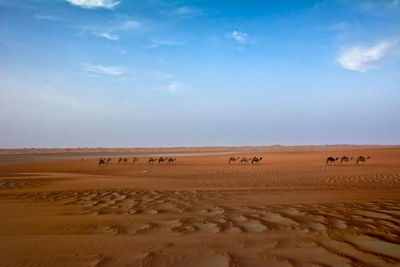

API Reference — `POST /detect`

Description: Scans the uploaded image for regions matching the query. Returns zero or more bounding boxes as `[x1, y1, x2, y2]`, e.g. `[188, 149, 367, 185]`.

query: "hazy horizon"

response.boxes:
[1, 0, 399, 148]
[1, 144, 399, 150]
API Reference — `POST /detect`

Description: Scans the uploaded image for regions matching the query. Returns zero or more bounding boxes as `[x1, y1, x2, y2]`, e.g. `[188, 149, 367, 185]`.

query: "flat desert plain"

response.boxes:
[0, 147, 400, 266]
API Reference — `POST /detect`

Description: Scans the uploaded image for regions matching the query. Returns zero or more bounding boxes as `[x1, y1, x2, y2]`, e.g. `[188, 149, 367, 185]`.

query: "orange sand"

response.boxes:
[0, 146, 399, 266]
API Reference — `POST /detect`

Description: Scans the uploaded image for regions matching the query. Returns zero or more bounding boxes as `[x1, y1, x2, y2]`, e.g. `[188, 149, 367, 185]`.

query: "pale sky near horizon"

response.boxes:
[0, 0, 399, 148]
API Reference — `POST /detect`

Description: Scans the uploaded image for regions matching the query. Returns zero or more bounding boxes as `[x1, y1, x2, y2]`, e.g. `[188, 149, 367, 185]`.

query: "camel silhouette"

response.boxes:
[239, 157, 249, 164]
[326, 157, 339, 165]
[251, 157, 263, 165]
[158, 157, 167, 164]
[356, 156, 370, 165]
[131, 157, 138, 165]
[228, 156, 240, 165]
[148, 158, 157, 164]
[98, 158, 106, 167]
[340, 156, 354, 164]
[167, 157, 176, 164]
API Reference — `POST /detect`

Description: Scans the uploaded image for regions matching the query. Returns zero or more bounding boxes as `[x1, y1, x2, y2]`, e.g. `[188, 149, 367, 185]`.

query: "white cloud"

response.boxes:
[160, 6, 201, 17]
[118, 20, 140, 30]
[144, 39, 185, 49]
[82, 63, 123, 76]
[337, 40, 398, 72]
[154, 81, 188, 93]
[93, 32, 119, 40]
[77, 20, 140, 38]
[173, 7, 194, 15]
[231, 31, 248, 44]
[39, 93, 95, 112]
[357, 0, 400, 16]
[65, 0, 120, 9]
[166, 81, 180, 92]
[151, 71, 173, 80]
[35, 15, 60, 21]
[328, 22, 348, 31]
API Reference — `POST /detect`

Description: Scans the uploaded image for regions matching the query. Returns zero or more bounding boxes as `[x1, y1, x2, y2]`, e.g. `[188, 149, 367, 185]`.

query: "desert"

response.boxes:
[2, 1, 400, 266]
[1, 146, 400, 266]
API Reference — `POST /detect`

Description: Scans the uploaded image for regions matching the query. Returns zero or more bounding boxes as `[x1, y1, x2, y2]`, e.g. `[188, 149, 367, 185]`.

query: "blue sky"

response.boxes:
[0, 0, 399, 148]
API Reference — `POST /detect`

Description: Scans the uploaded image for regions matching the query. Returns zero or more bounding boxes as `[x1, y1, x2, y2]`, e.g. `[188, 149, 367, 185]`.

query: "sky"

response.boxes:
[0, 0, 399, 148]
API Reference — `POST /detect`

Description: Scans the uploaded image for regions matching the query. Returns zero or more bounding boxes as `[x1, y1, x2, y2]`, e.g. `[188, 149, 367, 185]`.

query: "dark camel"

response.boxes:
[326, 157, 339, 165]
[98, 158, 106, 167]
[228, 156, 240, 165]
[356, 156, 370, 165]
[251, 157, 263, 165]
[132, 157, 138, 164]
[239, 157, 249, 164]
[158, 157, 167, 164]
[148, 158, 157, 164]
[167, 157, 176, 164]
[340, 156, 354, 164]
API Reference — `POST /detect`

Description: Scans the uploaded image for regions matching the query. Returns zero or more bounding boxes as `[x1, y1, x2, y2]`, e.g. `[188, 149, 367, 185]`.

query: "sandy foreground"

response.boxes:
[0, 147, 399, 266]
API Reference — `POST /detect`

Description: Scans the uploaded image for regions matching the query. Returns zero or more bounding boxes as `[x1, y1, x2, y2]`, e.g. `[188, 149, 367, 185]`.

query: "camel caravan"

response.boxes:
[229, 156, 263, 165]
[117, 157, 138, 165]
[148, 156, 176, 164]
[98, 157, 112, 167]
[98, 156, 177, 167]
[326, 156, 370, 165]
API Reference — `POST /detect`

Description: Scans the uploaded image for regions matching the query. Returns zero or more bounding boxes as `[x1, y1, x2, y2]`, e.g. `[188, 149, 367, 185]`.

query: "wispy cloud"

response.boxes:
[82, 63, 123, 76]
[337, 40, 399, 72]
[144, 39, 185, 49]
[160, 6, 202, 17]
[327, 22, 349, 32]
[117, 20, 140, 31]
[76, 19, 140, 39]
[34, 14, 60, 21]
[65, 0, 120, 9]
[93, 32, 119, 40]
[39, 93, 96, 112]
[150, 71, 173, 80]
[230, 31, 248, 44]
[357, 0, 400, 16]
[154, 81, 188, 93]
[166, 81, 181, 92]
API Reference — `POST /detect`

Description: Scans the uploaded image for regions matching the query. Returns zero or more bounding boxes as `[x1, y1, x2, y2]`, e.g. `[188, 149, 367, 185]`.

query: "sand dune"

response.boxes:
[0, 147, 400, 266]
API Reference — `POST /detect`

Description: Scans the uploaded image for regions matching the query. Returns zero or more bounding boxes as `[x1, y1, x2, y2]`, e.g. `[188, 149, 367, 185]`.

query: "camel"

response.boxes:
[239, 157, 249, 164]
[98, 158, 106, 167]
[228, 156, 240, 165]
[123, 158, 129, 164]
[251, 157, 263, 165]
[158, 157, 167, 164]
[148, 158, 157, 164]
[326, 157, 339, 165]
[167, 157, 176, 164]
[356, 156, 370, 165]
[118, 158, 123, 164]
[340, 156, 354, 164]
[132, 157, 138, 164]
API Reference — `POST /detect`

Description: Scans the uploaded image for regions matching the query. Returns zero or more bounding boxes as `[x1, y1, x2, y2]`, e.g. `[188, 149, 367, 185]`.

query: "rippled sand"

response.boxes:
[0, 147, 399, 266]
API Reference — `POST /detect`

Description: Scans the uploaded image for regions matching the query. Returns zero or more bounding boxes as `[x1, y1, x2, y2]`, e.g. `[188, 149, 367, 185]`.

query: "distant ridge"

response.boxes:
[1, 144, 398, 155]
